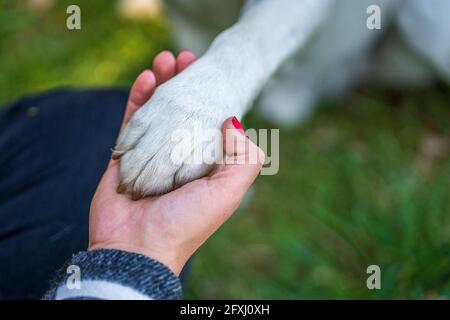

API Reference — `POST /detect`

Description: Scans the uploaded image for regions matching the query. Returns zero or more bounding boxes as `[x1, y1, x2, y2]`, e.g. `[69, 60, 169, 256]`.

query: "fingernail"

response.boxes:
[232, 116, 246, 136]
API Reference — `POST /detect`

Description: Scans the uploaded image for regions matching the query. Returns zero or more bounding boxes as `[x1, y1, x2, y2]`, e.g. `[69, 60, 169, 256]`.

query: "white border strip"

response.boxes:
[55, 280, 152, 300]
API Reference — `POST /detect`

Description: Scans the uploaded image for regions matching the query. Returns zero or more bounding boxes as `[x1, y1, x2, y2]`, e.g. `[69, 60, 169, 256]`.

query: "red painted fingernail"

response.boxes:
[232, 116, 246, 136]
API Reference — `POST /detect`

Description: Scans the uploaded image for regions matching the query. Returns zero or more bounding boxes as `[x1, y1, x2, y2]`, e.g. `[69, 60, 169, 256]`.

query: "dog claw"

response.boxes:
[111, 149, 123, 160]
[131, 192, 144, 201]
[116, 183, 127, 194]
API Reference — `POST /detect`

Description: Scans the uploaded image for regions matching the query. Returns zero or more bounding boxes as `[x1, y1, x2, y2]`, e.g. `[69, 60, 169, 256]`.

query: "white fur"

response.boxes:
[116, 0, 450, 196]
[115, 0, 331, 196]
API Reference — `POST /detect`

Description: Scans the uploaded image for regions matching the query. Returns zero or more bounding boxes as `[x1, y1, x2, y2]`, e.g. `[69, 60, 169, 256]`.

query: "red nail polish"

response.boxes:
[232, 116, 246, 136]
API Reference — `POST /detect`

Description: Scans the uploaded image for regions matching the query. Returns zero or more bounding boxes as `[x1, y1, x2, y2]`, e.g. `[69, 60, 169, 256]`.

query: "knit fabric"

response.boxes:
[43, 249, 182, 300]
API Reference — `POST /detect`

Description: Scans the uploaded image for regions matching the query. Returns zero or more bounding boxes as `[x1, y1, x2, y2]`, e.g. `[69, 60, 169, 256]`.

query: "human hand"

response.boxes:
[88, 50, 265, 275]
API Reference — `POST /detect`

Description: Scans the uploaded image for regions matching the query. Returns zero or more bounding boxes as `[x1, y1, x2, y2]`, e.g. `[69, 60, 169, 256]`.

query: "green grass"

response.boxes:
[0, 0, 170, 105]
[2, 1, 449, 299]
[187, 90, 450, 299]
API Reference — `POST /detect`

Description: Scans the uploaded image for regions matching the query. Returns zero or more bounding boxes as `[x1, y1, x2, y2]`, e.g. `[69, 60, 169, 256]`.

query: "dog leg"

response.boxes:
[115, 0, 332, 196]
[258, 0, 401, 126]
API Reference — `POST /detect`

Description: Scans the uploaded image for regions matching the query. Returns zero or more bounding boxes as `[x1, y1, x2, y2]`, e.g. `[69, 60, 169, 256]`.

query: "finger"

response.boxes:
[176, 50, 196, 73]
[207, 117, 265, 206]
[128, 70, 156, 108]
[101, 159, 121, 191]
[153, 51, 176, 85]
[121, 69, 156, 129]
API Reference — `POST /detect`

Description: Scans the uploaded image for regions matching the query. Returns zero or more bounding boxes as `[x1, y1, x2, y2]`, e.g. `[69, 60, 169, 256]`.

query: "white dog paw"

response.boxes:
[113, 63, 237, 198]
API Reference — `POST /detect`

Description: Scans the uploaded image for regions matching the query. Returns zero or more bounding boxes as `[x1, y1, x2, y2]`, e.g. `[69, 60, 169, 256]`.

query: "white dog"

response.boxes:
[113, 0, 450, 197]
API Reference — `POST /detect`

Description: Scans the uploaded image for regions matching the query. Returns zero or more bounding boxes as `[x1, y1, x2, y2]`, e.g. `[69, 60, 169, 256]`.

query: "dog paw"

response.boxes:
[113, 63, 237, 197]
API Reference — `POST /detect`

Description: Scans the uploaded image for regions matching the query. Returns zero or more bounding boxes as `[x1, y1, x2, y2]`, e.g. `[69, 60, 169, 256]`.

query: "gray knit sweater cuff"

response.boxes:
[43, 249, 182, 300]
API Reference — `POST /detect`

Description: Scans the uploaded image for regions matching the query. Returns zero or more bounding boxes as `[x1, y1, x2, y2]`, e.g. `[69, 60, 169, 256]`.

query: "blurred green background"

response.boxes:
[1, 0, 449, 299]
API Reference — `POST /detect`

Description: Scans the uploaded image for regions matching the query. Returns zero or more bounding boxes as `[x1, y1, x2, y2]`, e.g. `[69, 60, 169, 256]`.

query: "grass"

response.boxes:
[1, 1, 449, 299]
[187, 90, 450, 299]
[0, 0, 169, 105]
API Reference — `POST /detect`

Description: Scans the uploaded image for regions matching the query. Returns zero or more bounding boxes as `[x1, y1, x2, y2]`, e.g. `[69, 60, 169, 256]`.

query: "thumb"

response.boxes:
[224, 116, 265, 164]
[207, 117, 265, 205]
